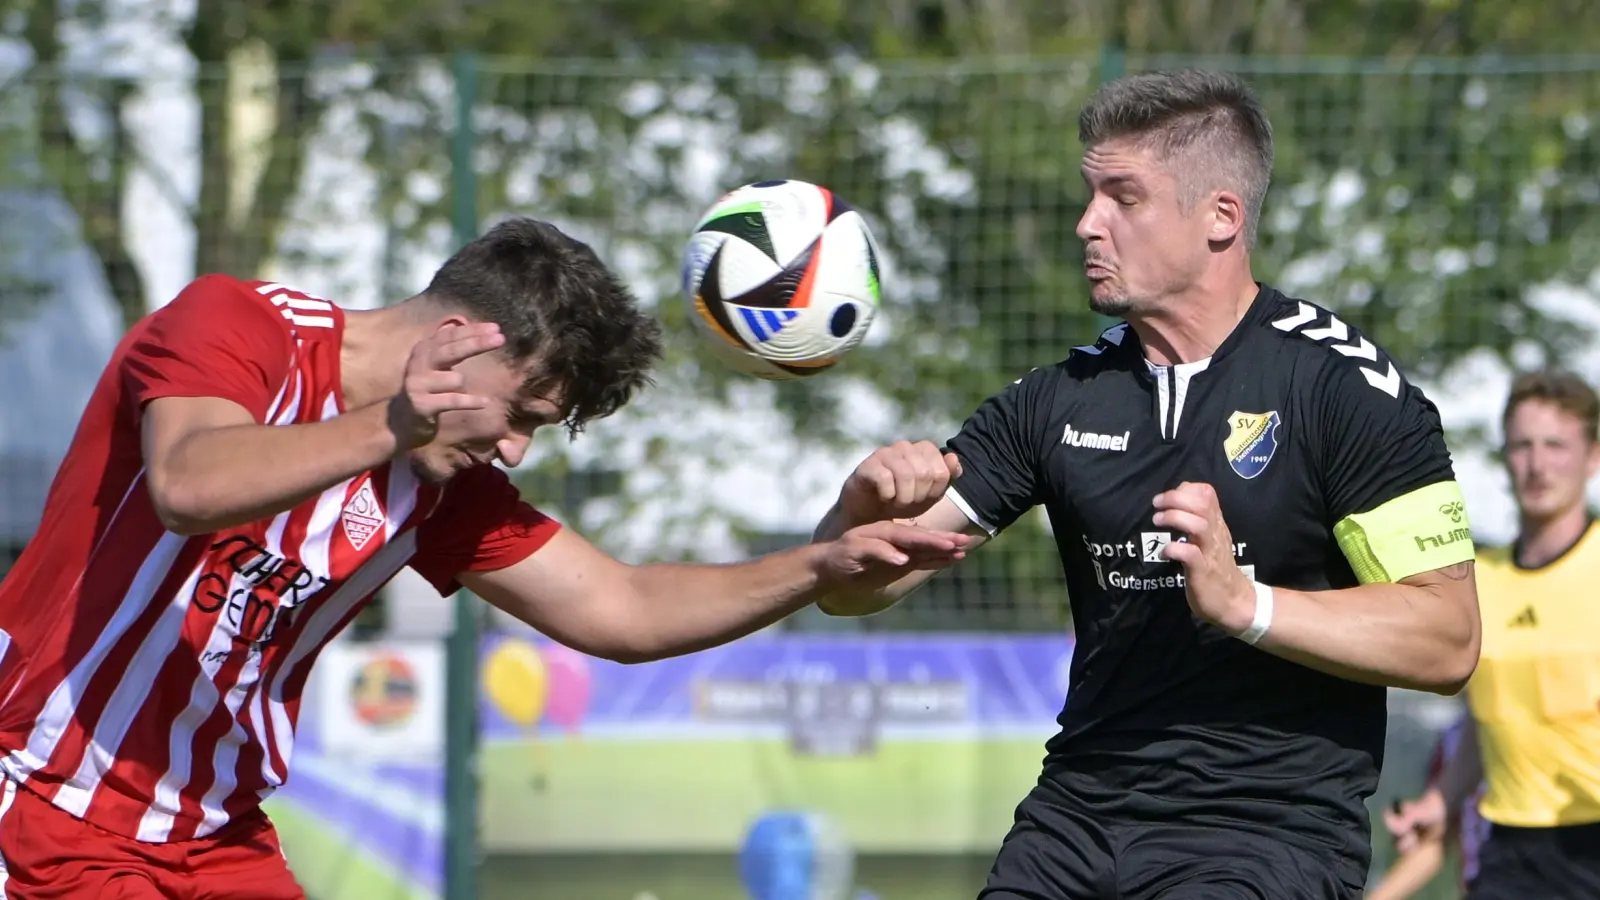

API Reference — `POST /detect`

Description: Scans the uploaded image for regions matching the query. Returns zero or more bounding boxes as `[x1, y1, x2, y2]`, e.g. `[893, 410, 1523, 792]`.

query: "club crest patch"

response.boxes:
[1223, 410, 1282, 480]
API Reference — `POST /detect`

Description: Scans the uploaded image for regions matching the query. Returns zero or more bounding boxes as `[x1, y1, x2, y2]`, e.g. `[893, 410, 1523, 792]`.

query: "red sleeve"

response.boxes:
[121, 274, 295, 422]
[410, 464, 563, 596]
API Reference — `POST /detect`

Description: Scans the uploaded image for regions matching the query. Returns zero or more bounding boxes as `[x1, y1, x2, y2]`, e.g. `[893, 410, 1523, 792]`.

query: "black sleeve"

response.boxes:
[1316, 354, 1457, 524]
[941, 367, 1058, 535]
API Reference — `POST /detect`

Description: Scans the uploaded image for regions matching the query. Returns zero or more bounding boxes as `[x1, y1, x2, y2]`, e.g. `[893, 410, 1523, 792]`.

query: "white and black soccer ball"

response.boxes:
[681, 179, 881, 381]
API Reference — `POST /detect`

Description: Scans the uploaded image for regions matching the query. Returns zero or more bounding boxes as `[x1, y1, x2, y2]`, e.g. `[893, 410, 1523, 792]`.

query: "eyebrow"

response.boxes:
[1081, 171, 1142, 191]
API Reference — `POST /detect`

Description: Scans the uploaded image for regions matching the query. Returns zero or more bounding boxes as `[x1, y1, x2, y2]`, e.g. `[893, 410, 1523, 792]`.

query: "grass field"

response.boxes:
[479, 733, 1048, 854]
[474, 735, 1464, 899]
[269, 728, 1466, 900]
[481, 851, 999, 900]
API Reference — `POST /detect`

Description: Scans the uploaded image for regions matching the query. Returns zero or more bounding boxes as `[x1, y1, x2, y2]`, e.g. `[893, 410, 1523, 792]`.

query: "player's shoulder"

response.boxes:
[1054, 321, 1143, 383]
[983, 322, 1137, 403]
[175, 275, 341, 336]
[1252, 285, 1417, 405]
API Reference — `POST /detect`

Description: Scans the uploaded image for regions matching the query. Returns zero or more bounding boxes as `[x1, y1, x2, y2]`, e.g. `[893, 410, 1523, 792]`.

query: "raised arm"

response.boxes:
[143, 397, 397, 535]
[129, 278, 505, 535]
[813, 367, 1060, 616]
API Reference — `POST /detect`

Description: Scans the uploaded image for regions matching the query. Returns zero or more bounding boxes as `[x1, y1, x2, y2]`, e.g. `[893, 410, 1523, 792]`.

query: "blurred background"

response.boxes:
[3, 1, 1599, 898]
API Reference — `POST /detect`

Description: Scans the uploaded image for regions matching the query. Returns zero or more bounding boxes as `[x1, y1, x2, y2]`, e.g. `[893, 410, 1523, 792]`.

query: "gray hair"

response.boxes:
[1078, 69, 1275, 248]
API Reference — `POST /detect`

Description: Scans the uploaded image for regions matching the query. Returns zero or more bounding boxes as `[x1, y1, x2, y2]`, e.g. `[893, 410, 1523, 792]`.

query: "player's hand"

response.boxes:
[839, 441, 963, 524]
[1151, 481, 1255, 635]
[386, 323, 506, 450]
[817, 520, 971, 590]
[1383, 788, 1448, 854]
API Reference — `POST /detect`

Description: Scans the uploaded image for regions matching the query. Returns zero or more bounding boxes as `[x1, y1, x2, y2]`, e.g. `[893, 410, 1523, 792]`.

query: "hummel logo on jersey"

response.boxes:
[1271, 301, 1401, 398]
[1062, 423, 1130, 452]
[1413, 525, 1471, 554]
[1508, 605, 1538, 628]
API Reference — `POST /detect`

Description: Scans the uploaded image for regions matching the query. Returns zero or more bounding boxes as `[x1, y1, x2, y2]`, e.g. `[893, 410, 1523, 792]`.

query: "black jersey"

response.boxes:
[944, 284, 1474, 885]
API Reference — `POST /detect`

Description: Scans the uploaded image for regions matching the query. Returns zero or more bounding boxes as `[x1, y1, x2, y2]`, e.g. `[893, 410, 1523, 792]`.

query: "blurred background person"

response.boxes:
[1371, 713, 1487, 900]
[1387, 370, 1600, 899]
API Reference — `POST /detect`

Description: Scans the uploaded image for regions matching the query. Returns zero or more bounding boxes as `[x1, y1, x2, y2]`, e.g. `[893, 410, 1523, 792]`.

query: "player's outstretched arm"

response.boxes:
[461, 520, 972, 664]
[810, 441, 988, 616]
[144, 323, 503, 535]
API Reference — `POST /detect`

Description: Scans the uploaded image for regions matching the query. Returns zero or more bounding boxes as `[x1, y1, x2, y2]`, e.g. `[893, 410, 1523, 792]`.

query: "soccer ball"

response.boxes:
[681, 179, 881, 380]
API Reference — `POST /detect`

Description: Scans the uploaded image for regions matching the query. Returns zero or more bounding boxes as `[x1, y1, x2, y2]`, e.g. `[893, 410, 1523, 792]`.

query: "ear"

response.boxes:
[431, 312, 476, 333]
[1585, 440, 1600, 479]
[1208, 190, 1247, 245]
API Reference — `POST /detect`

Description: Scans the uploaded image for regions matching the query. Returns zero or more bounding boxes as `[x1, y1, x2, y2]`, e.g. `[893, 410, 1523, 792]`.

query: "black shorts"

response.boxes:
[1466, 822, 1600, 900]
[978, 791, 1357, 900]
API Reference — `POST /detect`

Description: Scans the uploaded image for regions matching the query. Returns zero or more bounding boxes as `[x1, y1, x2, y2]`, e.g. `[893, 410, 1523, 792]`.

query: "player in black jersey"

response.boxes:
[811, 69, 1482, 900]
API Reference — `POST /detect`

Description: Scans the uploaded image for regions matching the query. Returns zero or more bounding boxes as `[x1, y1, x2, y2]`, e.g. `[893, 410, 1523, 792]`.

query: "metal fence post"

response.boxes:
[444, 48, 481, 900]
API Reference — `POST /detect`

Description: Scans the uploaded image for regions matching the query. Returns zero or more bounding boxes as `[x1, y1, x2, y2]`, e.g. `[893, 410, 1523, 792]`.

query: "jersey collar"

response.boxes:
[1512, 515, 1598, 571]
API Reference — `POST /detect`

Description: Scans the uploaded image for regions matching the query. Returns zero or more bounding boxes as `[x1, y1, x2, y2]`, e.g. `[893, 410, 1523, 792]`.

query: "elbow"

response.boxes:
[1417, 630, 1480, 697]
[604, 648, 662, 666]
[146, 472, 214, 537]
[1427, 645, 1479, 697]
[592, 638, 663, 666]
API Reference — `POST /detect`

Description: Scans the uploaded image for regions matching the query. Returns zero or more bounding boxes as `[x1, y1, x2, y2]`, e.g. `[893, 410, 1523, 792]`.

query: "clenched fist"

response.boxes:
[839, 440, 963, 524]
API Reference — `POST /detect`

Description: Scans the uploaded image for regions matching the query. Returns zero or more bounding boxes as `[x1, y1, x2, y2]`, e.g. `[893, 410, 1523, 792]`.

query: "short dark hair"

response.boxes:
[1078, 69, 1275, 247]
[423, 216, 663, 437]
[1504, 369, 1600, 444]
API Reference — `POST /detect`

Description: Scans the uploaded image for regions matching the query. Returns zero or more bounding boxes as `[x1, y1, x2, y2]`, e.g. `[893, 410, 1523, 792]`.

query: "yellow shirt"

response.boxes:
[1468, 521, 1600, 827]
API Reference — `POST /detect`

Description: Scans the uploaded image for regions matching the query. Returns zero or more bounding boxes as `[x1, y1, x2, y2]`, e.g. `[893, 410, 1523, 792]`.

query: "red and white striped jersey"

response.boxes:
[0, 275, 559, 843]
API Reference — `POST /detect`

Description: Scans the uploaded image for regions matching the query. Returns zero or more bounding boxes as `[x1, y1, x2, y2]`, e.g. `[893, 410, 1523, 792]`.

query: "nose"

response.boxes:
[1076, 196, 1106, 243]
[497, 431, 532, 469]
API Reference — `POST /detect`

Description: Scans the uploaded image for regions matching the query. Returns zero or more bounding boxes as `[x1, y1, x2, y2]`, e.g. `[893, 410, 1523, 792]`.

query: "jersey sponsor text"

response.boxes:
[1061, 422, 1130, 451]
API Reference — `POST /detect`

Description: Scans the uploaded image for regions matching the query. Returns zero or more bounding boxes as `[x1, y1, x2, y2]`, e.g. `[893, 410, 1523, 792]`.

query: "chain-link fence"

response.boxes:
[4, 50, 1596, 900]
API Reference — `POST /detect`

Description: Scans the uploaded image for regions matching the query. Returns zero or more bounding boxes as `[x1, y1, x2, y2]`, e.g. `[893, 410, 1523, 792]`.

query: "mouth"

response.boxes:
[1084, 263, 1114, 280]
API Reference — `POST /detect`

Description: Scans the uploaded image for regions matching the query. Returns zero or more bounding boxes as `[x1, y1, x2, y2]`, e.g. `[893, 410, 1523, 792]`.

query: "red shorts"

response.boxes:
[0, 779, 305, 899]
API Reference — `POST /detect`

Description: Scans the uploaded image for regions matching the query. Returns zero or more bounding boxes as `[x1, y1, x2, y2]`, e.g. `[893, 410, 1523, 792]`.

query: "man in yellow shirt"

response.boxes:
[1387, 369, 1600, 898]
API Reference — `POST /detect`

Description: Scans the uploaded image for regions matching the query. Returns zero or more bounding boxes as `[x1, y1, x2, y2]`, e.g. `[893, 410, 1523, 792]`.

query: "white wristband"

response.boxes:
[1236, 581, 1274, 645]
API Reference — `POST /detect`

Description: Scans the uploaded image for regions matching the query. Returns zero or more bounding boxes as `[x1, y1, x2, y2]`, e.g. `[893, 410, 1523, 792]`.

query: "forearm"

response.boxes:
[1365, 836, 1446, 900]
[610, 544, 832, 662]
[812, 501, 856, 543]
[151, 403, 398, 534]
[810, 500, 964, 616]
[1242, 580, 1478, 693]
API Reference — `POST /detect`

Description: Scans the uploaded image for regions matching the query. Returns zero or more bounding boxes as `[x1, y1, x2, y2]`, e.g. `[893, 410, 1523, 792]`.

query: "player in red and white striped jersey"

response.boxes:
[0, 218, 970, 898]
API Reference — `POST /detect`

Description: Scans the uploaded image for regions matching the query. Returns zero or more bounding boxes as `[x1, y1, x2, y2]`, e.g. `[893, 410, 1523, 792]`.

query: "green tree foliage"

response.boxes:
[4, 0, 1600, 627]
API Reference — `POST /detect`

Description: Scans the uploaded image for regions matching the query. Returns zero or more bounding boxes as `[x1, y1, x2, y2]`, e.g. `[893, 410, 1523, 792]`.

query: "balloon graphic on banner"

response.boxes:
[539, 641, 593, 732]
[481, 638, 548, 728]
[738, 810, 856, 900]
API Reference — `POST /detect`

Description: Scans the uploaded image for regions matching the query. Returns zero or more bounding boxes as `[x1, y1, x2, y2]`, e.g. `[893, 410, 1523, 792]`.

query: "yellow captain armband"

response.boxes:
[1333, 481, 1475, 584]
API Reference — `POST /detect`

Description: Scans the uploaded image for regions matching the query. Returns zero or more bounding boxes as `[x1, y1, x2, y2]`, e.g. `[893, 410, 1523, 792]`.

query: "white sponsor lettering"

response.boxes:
[1061, 423, 1130, 452]
[1083, 530, 1255, 592]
